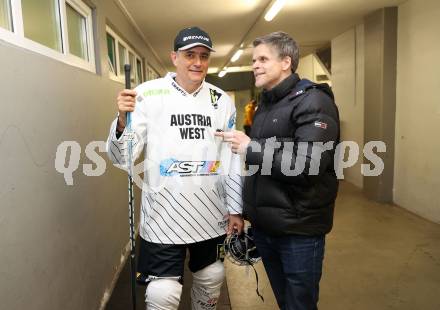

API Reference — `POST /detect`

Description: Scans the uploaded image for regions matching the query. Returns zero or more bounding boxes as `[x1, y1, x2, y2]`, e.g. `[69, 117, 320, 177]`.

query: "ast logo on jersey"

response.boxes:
[160, 158, 221, 176]
[209, 89, 222, 109]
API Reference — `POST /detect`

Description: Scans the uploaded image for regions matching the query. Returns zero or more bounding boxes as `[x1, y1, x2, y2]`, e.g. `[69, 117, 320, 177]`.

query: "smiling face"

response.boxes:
[171, 46, 210, 93]
[252, 43, 292, 90]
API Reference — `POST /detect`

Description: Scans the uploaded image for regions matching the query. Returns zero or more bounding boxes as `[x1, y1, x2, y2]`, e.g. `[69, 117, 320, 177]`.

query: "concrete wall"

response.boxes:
[296, 53, 331, 85]
[331, 25, 365, 188]
[363, 7, 397, 203]
[394, 0, 440, 222]
[296, 54, 315, 81]
[0, 1, 164, 309]
[330, 0, 440, 223]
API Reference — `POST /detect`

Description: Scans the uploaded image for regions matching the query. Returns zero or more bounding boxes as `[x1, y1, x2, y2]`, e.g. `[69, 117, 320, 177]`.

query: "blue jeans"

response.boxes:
[253, 228, 325, 310]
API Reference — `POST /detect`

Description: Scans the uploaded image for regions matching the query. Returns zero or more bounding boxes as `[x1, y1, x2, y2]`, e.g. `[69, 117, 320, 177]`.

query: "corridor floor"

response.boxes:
[106, 181, 440, 309]
[226, 181, 440, 309]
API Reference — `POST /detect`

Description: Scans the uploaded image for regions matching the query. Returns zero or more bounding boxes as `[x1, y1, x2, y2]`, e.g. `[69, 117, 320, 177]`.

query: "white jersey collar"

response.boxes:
[165, 72, 205, 97]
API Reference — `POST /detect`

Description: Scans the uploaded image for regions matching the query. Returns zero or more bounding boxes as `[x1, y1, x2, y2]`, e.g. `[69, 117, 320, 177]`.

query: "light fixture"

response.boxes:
[230, 49, 243, 62]
[264, 0, 286, 22]
[218, 70, 227, 78]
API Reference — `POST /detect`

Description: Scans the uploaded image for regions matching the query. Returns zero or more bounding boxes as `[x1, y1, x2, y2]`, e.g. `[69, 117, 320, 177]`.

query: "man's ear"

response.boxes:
[281, 56, 292, 72]
[170, 51, 178, 66]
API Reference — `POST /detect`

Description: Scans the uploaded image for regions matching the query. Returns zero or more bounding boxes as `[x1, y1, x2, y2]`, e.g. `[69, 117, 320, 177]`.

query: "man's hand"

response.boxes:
[116, 89, 137, 131]
[227, 214, 244, 235]
[215, 130, 251, 154]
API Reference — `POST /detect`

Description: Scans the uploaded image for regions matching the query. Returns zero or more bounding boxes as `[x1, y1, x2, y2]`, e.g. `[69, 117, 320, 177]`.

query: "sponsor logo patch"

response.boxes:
[172, 81, 187, 96]
[209, 89, 222, 109]
[294, 89, 305, 96]
[183, 35, 210, 42]
[228, 112, 236, 129]
[160, 158, 221, 176]
[314, 121, 328, 129]
[143, 89, 170, 97]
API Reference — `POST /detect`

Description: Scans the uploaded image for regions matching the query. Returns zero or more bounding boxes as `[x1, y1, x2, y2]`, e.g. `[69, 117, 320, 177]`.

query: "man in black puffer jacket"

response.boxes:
[216, 31, 340, 310]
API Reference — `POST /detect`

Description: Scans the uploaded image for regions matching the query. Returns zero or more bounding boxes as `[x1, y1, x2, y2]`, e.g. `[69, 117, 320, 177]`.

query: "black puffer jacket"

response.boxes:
[243, 73, 340, 236]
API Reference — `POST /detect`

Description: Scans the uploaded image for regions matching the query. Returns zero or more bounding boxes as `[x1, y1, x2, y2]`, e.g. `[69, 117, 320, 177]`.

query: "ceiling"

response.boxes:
[117, 0, 406, 74]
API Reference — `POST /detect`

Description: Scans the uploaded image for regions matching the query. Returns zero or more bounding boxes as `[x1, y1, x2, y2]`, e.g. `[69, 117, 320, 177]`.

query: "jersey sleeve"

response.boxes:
[222, 94, 243, 215]
[106, 86, 148, 172]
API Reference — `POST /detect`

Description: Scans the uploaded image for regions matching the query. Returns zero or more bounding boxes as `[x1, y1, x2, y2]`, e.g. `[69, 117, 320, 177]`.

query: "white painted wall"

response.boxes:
[331, 25, 365, 188]
[297, 54, 331, 85]
[394, 0, 440, 223]
[297, 54, 314, 81]
[0, 1, 165, 309]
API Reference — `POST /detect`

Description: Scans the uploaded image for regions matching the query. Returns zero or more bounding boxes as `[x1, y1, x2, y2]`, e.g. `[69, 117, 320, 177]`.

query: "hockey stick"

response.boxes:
[124, 64, 137, 310]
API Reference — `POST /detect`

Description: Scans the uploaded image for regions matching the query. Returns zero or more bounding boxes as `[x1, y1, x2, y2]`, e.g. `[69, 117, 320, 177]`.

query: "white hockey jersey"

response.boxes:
[107, 72, 243, 244]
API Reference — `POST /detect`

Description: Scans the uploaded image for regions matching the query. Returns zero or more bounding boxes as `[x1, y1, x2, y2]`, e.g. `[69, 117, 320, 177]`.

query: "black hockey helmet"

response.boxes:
[224, 226, 261, 266]
[223, 226, 264, 301]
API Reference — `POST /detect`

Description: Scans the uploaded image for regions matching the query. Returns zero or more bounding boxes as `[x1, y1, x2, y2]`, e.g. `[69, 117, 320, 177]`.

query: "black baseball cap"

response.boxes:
[174, 26, 215, 52]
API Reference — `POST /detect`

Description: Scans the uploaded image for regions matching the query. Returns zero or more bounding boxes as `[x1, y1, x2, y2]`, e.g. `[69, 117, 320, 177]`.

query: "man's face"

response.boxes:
[171, 46, 210, 86]
[252, 43, 291, 90]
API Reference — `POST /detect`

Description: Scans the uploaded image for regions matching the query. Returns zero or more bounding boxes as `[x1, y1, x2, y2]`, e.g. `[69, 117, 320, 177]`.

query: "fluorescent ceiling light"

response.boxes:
[218, 70, 227, 78]
[231, 49, 243, 62]
[264, 0, 286, 22]
[209, 66, 253, 75]
[223, 66, 253, 73]
[207, 67, 219, 74]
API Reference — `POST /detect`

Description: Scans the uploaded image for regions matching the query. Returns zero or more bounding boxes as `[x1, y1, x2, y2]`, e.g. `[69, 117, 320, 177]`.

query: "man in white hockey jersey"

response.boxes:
[107, 26, 243, 309]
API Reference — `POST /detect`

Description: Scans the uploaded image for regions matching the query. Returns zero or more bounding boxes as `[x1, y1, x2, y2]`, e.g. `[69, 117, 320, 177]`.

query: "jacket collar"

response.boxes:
[261, 73, 300, 104]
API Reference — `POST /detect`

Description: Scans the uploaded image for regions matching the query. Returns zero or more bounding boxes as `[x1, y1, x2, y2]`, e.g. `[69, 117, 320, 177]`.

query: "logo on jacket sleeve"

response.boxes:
[314, 121, 328, 129]
[209, 89, 222, 109]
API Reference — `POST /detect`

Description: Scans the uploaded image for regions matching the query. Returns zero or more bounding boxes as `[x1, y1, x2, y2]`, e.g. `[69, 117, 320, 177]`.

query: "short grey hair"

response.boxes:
[253, 31, 299, 73]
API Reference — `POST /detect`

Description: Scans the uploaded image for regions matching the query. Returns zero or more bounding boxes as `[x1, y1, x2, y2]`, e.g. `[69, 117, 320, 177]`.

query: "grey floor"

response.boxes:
[226, 181, 440, 309]
[106, 181, 440, 309]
